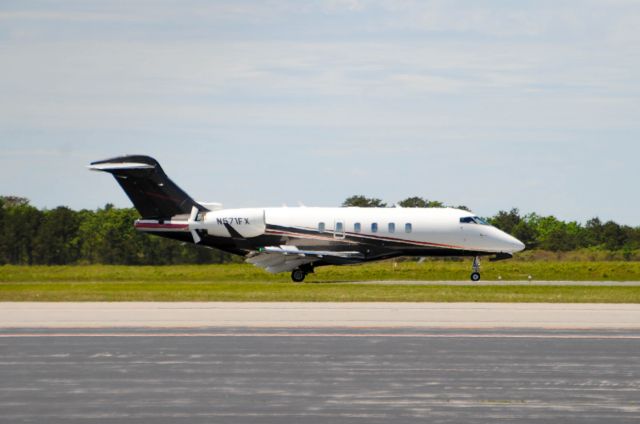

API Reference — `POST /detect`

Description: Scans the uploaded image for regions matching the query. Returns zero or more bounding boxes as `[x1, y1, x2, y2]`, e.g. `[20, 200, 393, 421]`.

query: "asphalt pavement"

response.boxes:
[1, 327, 639, 423]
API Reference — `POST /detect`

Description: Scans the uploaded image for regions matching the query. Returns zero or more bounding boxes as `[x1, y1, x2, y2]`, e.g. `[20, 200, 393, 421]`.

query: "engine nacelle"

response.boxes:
[203, 208, 266, 238]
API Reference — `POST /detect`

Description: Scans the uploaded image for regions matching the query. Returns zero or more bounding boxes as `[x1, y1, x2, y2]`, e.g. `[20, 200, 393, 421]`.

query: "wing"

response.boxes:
[246, 245, 365, 274]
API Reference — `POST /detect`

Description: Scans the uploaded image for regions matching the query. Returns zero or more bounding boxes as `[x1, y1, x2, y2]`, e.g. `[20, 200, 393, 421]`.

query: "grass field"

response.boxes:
[1, 262, 640, 302]
[3, 261, 640, 282]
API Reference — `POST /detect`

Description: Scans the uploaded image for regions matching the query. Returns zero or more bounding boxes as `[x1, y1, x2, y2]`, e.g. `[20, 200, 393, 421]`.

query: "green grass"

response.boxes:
[1, 262, 639, 302]
[2, 261, 640, 282]
[0, 281, 638, 303]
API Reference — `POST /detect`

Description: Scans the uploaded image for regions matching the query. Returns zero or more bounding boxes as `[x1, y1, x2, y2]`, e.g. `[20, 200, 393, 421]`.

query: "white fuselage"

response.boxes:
[153, 206, 525, 255]
[262, 207, 524, 254]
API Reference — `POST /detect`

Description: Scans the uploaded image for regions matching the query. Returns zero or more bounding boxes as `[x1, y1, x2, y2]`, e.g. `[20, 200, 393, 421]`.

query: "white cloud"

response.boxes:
[1, 35, 637, 134]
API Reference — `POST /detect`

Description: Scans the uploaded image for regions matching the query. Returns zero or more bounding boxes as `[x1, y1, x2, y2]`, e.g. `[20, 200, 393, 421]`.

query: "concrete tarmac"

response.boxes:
[2, 302, 640, 329]
[1, 327, 639, 423]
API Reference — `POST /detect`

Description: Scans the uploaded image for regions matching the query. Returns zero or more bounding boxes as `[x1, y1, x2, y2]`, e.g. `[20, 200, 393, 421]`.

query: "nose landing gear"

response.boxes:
[470, 256, 481, 282]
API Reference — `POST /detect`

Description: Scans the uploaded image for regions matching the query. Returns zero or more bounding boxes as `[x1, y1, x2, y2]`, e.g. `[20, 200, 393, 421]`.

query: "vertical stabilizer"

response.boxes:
[89, 155, 208, 219]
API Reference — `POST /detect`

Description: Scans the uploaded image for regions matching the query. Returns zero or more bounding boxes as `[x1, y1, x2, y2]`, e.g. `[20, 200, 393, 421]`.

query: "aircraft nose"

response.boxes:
[512, 237, 526, 252]
[504, 233, 525, 252]
[492, 228, 525, 253]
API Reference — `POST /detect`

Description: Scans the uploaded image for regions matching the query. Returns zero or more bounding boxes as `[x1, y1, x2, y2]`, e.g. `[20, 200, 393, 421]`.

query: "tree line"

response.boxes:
[0, 195, 638, 266]
[0, 196, 236, 266]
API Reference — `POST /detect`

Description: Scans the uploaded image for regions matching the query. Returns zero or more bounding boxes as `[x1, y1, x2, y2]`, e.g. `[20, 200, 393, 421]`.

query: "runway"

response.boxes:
[2, 302, 640, 329]
[2, 303, 639, 422]
[1, 327, 639, 423]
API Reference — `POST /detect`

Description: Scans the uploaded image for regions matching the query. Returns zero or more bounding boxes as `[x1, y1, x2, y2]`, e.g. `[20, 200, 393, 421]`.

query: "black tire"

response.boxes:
[291, 269, 306, 283]
[470, 272, 481, 282]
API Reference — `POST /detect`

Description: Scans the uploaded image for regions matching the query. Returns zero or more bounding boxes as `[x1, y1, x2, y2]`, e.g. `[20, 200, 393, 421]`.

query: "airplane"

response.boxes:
[89, 155, 525, 282]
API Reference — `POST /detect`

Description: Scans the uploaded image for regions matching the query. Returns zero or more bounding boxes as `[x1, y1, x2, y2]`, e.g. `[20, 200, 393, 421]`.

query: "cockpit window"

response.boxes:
[460, 216, 490, 225]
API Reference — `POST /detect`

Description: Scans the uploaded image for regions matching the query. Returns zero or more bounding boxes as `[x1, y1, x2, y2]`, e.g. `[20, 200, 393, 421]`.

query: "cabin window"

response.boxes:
[354, 222, 361, 233]
[405, 223, 412, 233]
[318, 222, 325, 232]
[388, 223, 395, 233]
[371, 223, 378, 233]
[335, 222, 344, 233]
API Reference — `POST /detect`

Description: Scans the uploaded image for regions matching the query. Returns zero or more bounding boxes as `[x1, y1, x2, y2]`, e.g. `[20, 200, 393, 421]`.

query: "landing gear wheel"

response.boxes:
[470, 256, 481, 282]
[291, 269, 306, 283]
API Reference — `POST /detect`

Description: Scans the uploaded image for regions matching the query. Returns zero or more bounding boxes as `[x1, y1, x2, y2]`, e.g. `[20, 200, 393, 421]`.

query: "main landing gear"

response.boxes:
[470, 256, 481, 282]
[291, 269, 306, 283]
[291, 265, 314, 283]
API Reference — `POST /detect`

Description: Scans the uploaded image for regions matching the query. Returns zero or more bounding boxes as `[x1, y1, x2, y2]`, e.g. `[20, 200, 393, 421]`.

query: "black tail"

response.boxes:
[89, 155, 207, 219]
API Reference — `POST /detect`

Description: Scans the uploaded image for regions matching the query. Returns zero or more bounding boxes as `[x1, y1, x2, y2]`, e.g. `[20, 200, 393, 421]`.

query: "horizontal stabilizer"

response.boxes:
[88, 162, 155, 171]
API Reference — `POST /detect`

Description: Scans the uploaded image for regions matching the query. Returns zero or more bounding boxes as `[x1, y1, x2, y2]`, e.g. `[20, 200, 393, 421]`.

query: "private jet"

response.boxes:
[89, 155, 525, 282]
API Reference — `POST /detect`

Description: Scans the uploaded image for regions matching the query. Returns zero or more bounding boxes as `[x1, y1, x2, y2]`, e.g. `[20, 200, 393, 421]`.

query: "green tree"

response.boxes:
[342, 195, 387, 207]
[78, 206, 145, 264]
[452, 205, 471, 211]
[530, 215, 583, 251]
[427, 200, 445, 208]
[623, 226, 640, 250]
[397, 197, 428, 208]
[601, 221, 627, 251]
[1, 200, 42, 264]
[75, 205, 238, 265]
[511, 220, 538, 249]
[1, 196, 30, 207]
[490, 208, 522, 234]
[33, 207, 81, 265]
[584, 217, 604, 247]
[0, 197, 5, 264]
[397, 197, 447, 208]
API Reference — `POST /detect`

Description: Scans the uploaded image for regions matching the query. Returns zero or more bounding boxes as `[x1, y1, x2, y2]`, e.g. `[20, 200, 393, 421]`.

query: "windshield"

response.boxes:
[460, 216, 490, 225]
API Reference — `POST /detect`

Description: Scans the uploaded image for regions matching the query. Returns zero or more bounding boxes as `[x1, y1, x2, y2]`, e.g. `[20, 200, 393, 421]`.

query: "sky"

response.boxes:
[1, 0, 639, 224]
